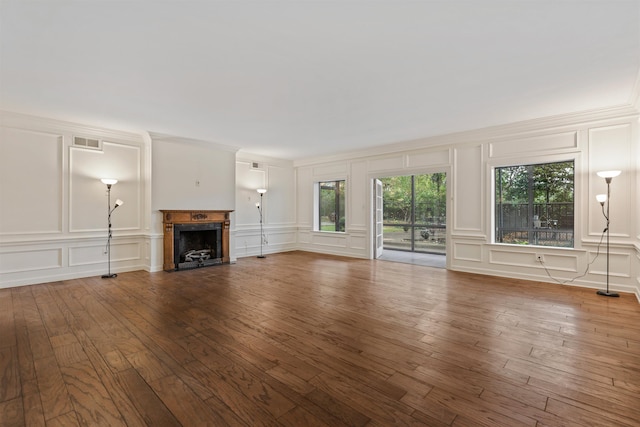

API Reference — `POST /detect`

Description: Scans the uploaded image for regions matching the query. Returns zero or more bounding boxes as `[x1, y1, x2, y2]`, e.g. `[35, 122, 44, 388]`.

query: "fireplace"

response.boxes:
[161, 210, 232, 271]
[173, 222, 222, 269]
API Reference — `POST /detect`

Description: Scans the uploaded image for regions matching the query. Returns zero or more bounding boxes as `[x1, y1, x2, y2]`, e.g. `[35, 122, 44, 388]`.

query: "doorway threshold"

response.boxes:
[378, 250, 445, 268]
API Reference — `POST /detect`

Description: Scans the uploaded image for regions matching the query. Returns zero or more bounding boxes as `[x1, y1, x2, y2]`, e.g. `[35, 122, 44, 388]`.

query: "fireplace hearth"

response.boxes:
[161, 210, 232, 271]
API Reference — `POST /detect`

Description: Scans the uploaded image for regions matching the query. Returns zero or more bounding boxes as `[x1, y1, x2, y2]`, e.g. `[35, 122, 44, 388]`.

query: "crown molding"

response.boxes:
[293, 103, 639, 167]
[147, 131, 240, 153]
[0, 110, 144, 144]
[236, 150, 294, 167]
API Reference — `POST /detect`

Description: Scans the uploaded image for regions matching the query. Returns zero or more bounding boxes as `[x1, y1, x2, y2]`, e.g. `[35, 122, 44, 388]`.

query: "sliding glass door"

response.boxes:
[380, 173, 446, 254]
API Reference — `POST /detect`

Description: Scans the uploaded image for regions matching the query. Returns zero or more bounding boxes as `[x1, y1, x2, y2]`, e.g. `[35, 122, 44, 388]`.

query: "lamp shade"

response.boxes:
[257, 188, 267, 194]
[596, 170, 621, 179]
[101, 178, 118, 185]
[114, 199, 124, 207]
[596, 194, 607, 203]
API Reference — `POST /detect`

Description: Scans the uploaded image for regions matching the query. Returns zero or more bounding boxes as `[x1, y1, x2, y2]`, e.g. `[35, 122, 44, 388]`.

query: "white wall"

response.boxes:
[234, 153, 297, 258]
[294, 108, 640, 300]
[2, 108, 638, 301]
[149, 133, 238, 266]
[0, 111, 149, 287]
[296, 151, 451, 259]
[0, 112, 294, 286]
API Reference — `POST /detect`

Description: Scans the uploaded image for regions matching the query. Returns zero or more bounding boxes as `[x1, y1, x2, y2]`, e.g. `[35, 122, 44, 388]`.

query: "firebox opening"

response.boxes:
[173, 223, 223, 270]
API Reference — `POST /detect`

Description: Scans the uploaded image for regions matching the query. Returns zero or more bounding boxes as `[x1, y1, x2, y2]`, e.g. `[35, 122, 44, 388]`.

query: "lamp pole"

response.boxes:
[596, 171, 620, 297]
[100, 179, 123, 278]
[257, 188, 267, 258]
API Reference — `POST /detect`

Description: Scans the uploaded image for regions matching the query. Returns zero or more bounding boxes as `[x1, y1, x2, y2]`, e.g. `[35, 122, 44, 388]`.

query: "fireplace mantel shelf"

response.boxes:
[160, 210, 233, 271]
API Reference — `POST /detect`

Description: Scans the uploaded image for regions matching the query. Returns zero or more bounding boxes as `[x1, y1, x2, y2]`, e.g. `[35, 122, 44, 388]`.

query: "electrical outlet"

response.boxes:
[535, 254, 544, 262]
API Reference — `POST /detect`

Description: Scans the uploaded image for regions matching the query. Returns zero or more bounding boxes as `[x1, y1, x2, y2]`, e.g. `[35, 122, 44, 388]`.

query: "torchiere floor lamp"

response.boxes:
[595, 170, 621, 297]
[101, 178, 124, 278]
[256, 188, 267, 258]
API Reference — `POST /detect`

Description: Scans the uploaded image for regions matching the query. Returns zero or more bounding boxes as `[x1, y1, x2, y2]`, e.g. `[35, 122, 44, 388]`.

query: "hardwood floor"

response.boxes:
[1, 251, 639, 426]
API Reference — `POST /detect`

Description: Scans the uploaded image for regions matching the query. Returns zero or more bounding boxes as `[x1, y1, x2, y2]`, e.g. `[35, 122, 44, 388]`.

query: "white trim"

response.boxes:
[293, 104, 639, 167]
[147, 132, 240, 153]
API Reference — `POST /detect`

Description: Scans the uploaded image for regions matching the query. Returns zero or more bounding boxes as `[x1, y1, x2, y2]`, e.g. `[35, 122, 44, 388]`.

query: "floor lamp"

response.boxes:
[101, 178, 124, 278]
[256, 188, 267, 258]
[595, 170, 621, 297]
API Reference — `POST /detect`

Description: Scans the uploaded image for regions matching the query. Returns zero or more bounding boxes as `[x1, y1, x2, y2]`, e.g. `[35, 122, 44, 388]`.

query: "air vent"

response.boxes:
[73, 136, 100, 148]
[252, 162, 260, 168]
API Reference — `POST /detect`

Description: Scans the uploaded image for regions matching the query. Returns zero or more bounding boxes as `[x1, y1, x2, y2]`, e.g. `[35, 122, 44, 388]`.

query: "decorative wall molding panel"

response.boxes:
[234, 226, 297, 259]
[452, 242, 483, 263]
[1, 104, 638, 300]
[0, 111, 148, 288]
[453, 145, 484, 233]
[69, 141, 142, 233]
[406, 149, 450, 168]
[0, 128, 64, 236]
[587, 123, 633, 238]
[313, 162, 348, 177]
[368, 155, 404, 172]
[489, 131, 577, 158]
[294, 109, 639, 298]
[0, 248, 63, 274]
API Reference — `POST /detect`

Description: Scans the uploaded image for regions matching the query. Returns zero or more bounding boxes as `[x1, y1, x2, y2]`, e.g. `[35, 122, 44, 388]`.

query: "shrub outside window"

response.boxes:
[318, 180, 345, 232]
[495, 160, 574, 247]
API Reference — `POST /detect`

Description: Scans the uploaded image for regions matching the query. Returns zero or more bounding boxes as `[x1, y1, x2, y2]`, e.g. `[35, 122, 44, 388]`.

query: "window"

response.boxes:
[318, 180, 345, 232]
[495, 160, 574, 247]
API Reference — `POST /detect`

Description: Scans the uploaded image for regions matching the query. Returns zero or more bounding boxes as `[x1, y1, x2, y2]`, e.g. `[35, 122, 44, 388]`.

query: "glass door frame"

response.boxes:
[378, 172, 447, 255]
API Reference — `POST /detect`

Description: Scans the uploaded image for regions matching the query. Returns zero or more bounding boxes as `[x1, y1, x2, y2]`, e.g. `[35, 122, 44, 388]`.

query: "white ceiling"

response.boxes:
[1, 1, 639, 160]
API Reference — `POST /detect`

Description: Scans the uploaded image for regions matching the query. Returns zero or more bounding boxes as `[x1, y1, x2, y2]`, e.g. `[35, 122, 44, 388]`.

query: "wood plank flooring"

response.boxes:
[1, 251, 639, 426]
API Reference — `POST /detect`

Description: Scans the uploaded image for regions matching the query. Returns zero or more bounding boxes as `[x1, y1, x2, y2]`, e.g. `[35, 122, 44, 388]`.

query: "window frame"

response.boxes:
[315, 179, 347, 233]
[379, 173, 447, 253]
[490, 154, 579, 249]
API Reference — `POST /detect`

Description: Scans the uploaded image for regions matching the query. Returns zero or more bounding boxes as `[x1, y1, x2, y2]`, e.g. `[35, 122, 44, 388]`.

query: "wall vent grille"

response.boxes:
[73, 136, 101, 149]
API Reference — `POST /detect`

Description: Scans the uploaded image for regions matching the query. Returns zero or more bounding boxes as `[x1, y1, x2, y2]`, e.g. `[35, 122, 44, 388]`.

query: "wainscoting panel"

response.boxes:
[453, 241, 483, 262]
[68, 243, 107, 266]
[489, 247, 580, 272]
[69, 241, 142, 267]
[533, 251, 579, 273]
[234, 226, 297, 258]
[0, 247, 62, 274]
[489, 248, 541, 268]
[296, 231, 368, 258]
[311, 233, 348, 248]
[349, 229, 368, 251]
[588, 249, 631, 278]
